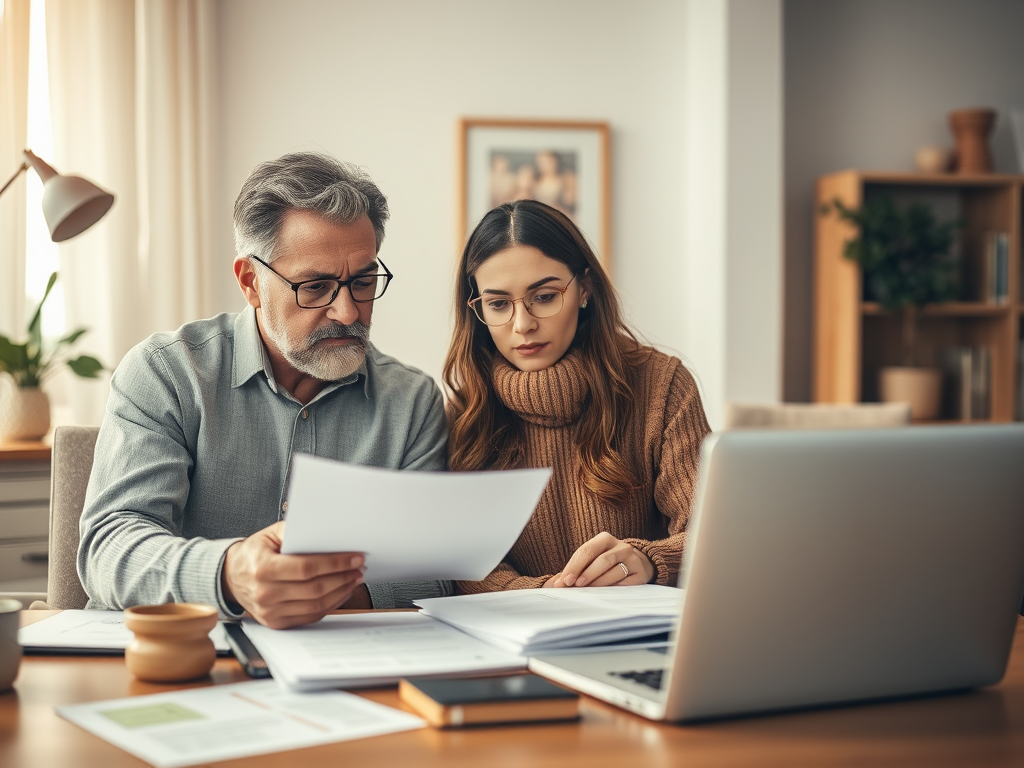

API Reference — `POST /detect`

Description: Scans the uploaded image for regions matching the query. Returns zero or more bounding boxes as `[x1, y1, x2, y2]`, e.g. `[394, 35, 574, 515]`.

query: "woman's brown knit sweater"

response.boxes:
[457, 347, 710, 593]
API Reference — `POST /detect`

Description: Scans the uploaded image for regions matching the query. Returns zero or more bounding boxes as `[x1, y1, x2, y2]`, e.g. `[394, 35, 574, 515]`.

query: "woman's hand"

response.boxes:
[549, 532, 655, 588]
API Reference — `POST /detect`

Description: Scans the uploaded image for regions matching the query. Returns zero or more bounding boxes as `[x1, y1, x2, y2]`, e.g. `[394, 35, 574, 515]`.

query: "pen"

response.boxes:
[224, 622, 272, 679]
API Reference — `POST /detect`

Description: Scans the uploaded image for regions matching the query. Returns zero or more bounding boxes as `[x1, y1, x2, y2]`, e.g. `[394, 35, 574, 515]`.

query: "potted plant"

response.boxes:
[0, 272, 104, 441]
[821, 195, 961, 420]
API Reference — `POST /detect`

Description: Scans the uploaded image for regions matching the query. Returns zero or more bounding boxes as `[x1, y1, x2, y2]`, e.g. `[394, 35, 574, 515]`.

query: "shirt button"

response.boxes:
[282, 501, 288, 513]
[302, 409, 309, 419]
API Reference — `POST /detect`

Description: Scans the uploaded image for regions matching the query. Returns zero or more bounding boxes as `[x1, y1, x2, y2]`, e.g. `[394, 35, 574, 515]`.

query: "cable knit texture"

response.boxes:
[457, 346, 710, 593]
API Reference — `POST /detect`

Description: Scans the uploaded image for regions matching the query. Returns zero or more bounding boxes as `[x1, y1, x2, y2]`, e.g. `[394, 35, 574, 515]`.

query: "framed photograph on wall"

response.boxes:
[458, 118, 611, 265]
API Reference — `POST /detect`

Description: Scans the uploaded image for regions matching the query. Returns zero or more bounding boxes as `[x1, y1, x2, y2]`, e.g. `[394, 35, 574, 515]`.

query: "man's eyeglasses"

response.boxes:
[248, 255, 393, 309]
[468, 274, 577, 327]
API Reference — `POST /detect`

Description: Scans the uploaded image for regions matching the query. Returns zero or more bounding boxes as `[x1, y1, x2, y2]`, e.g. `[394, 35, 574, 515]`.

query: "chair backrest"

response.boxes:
[47, 426, 99, 609]
[723, 402, 912, 430]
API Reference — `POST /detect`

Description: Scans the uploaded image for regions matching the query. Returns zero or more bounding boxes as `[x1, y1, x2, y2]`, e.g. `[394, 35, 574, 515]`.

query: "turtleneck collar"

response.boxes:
[492, 350, 590, 427]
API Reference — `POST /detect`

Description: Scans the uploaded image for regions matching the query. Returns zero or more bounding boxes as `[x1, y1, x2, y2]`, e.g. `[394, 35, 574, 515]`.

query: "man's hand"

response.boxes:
[222, 521, 365, 629]
[548, 532, 655, 588]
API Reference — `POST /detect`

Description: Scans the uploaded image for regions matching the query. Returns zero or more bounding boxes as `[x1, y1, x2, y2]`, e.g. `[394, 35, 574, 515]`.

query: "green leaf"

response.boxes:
[66, 355, 104, 378]
[0, 337, 30, 373]
[57, 327, 89, 346]
[27, 271, 58, 344]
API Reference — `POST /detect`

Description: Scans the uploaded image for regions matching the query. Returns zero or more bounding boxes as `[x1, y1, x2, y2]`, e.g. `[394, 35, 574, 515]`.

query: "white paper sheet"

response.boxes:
[18, 609, 230, 654]
[281, 455, 551, 582]
[242, 611, 526, 691]
[415, 585, 684, 655]
[56, 679, 424, 768]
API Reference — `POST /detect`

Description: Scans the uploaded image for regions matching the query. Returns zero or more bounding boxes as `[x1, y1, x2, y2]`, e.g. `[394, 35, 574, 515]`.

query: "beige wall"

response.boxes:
[211, 0, 784, 428]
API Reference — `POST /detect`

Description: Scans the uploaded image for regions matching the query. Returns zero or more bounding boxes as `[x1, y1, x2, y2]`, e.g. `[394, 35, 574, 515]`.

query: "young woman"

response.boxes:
[443, 200, 710, 593]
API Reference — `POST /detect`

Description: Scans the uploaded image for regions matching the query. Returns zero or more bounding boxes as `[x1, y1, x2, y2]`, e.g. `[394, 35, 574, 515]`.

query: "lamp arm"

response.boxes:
[0, 161, 30, 198]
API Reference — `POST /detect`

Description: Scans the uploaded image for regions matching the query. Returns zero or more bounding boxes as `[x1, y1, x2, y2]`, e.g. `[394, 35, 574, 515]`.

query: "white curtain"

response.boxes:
[0, 0, 30, 339]
[45, 0, 216, 425]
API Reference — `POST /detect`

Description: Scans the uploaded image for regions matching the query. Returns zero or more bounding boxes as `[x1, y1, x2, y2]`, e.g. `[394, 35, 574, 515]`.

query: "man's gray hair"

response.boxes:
[233, 152, 389, 262]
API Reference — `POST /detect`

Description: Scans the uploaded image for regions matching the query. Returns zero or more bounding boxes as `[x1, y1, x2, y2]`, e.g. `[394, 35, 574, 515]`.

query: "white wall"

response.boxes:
[213, 0, 783, 427]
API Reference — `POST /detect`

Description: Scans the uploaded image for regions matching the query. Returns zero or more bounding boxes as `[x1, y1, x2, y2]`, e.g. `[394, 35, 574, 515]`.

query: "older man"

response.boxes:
[78, 152, 450, 628]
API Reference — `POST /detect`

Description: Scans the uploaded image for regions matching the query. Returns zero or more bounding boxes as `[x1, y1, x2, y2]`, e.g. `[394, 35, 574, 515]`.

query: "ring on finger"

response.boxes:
[618, 562, 629, 578]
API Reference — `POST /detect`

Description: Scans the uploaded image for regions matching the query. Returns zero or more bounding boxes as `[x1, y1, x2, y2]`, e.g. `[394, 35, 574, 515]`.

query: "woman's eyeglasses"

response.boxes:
[468, 274, 577, 327]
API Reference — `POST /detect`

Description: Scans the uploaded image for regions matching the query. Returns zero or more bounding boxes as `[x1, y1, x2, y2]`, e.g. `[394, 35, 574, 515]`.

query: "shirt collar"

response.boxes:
[231, 305, 371, 400]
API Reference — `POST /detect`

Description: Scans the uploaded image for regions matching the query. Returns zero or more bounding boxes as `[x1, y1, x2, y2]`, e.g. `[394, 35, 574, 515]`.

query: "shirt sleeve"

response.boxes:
[77, 343, 242, 618]
[622, 362, 710, 587]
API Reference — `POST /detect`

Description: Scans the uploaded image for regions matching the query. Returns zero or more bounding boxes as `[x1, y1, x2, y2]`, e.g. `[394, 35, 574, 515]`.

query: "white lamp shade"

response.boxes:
[23, 149, 115, 242]
[41, 174, 115, 242]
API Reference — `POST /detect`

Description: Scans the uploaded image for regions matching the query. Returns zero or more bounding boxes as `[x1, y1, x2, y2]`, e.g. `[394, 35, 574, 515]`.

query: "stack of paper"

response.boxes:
[242, 612, 526, 691]
[18, 610, 230, 655]
[415, 585, 683, 655]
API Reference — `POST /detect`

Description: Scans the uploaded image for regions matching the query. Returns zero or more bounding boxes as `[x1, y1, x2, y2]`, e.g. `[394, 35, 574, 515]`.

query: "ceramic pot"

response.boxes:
[124, 604, 218, 682]
[949, 108, 997, 174]
[914, 145, 951, 174]
[879, 367, 942, 421]
[0, 379, 51, 442]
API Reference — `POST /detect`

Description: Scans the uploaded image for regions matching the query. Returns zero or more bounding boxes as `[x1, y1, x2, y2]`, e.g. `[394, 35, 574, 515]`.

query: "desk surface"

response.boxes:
[4, 612, 1024, 768]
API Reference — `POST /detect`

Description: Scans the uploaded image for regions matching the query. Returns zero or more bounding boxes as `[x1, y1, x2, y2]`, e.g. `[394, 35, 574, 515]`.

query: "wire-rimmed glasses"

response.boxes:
[468, 274, 577, 326]
[248, 255, 393, 309]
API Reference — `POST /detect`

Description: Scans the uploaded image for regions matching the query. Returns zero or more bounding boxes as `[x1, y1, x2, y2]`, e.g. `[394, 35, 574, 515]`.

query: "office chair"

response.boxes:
[723, 402, 911, 430]
[42, 425, 99, 610]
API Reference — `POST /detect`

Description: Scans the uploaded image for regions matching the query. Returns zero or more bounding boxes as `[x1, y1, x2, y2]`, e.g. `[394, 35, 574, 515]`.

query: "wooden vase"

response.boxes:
[124, 604, 218, 682]
[949, 108, 997, 174]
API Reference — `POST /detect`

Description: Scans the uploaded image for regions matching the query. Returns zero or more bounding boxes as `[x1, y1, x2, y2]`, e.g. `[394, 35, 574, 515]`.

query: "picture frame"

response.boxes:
[458, 118, 611, 265]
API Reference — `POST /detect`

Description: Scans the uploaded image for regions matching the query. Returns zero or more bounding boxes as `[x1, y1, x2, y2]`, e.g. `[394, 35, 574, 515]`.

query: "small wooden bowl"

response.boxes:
[124, 604, 218, 682]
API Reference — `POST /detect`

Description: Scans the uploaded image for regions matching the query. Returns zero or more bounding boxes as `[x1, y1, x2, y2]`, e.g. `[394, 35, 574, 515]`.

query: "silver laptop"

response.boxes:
[529, 425, 1024, 722]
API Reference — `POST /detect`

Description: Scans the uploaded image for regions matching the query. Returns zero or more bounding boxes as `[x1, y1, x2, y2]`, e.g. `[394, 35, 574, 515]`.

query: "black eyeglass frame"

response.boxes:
[467, 273, 578, 327]
[248, 254, 393, 309]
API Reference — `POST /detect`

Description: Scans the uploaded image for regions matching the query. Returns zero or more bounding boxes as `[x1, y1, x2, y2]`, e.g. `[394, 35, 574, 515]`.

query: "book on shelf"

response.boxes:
[940, 345, 991, 420]
[972, 232, 1010, 305]
[1018, 340, 1024, 422]
[414, 584, 681, 656]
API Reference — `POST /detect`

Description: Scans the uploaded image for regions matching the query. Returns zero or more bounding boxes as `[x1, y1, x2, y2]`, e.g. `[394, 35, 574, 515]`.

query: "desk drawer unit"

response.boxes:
[0, 456, 51, 593]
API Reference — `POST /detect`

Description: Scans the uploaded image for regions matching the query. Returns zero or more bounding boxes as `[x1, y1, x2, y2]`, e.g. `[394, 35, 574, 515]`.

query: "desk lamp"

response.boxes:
[0, 149, 114, 241]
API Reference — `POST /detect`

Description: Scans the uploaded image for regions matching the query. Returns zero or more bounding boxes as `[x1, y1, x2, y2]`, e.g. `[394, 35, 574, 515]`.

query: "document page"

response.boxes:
[415, 585, 683, 654]
[281, 454, 551, 582]
[18, 610, 230, 654]
[56, 680, 424, 768]
[243, 612, 526, 691]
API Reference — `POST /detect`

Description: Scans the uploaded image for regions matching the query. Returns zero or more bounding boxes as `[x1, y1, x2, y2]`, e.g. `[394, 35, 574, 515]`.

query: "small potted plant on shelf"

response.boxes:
[821, 195, 961, 420]
[0, 272, 104, 442]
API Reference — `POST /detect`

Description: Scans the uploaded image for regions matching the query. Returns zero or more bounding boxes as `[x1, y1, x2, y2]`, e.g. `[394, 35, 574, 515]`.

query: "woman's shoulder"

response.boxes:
[627, 344, 698, 390]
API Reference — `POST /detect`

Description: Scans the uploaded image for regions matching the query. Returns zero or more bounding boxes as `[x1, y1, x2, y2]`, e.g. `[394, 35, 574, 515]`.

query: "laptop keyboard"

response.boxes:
[610, 668, 664, 691]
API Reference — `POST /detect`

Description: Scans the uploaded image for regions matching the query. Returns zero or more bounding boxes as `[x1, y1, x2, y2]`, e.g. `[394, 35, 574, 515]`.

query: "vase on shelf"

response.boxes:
[0, 376, 51, 442]
[879, 367, 942, 421]
[949, 108, 997, 174]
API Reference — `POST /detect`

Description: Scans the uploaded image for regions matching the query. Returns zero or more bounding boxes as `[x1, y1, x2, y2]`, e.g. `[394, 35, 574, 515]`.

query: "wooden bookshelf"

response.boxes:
[814, 170, 1024, 422]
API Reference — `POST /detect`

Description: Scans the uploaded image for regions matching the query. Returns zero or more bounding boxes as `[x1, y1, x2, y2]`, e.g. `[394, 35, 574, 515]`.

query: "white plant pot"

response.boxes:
[0, 379, 52, 442]
[879, 366, 942, 421]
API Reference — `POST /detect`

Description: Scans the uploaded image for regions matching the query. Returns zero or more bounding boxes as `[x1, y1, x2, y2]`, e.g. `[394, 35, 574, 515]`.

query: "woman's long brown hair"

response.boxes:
[443, 200, 646, 502]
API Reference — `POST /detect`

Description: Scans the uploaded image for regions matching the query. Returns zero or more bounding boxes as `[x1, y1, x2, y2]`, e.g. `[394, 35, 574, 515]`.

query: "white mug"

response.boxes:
[0, 598, 23, 692]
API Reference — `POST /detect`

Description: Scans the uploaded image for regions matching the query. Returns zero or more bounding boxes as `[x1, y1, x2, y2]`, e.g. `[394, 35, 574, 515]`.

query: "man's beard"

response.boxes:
[259, 291, 370, 382]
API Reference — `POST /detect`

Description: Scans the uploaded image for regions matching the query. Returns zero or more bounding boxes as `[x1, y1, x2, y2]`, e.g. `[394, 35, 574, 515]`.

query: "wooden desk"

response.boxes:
[4, 612, 1024, 767]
